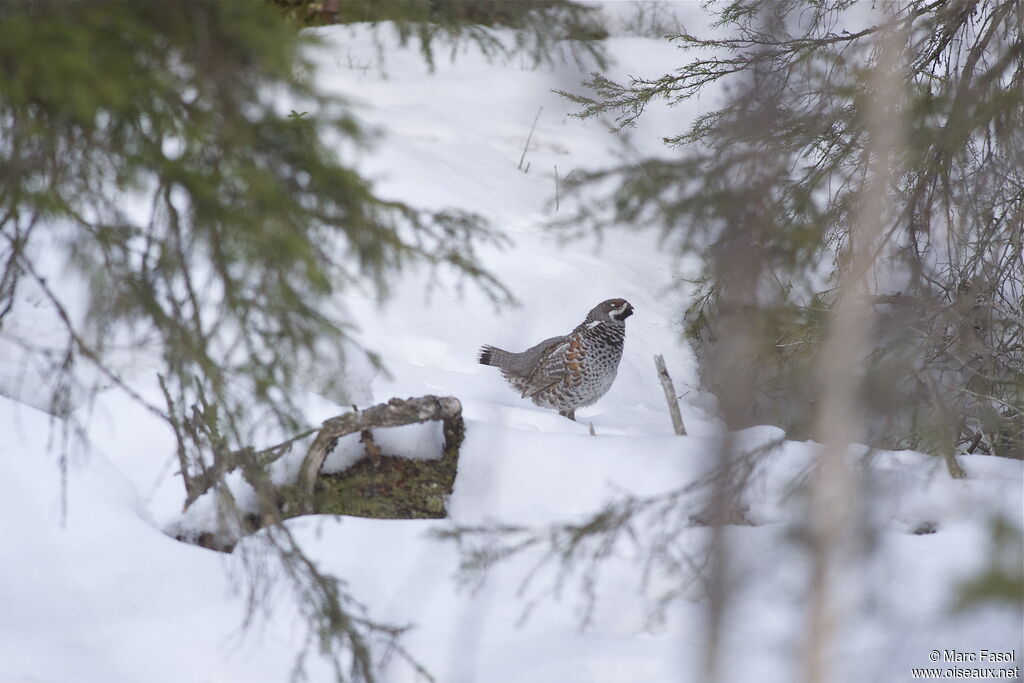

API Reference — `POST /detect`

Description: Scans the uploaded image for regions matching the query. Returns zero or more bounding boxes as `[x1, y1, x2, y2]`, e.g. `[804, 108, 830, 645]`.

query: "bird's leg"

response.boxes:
[560, 409, 576, 421]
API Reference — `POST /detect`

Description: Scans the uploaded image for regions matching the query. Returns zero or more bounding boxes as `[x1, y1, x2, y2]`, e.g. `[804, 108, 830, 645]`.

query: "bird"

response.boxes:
[477, 298, 634, 421]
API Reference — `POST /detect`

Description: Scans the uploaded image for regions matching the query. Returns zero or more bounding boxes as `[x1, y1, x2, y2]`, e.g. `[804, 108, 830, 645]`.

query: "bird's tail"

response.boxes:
[478, 345, 510, 367]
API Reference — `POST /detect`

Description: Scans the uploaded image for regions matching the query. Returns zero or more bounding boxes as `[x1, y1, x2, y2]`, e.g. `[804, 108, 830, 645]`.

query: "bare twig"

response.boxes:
[518, 106, 542, 171]
[554, 165, 560, 211]
[654, 354, 686, 435]
[360, 429, 382, 460]
[158, 374, 193, 495]
[180, 422, 318, 512]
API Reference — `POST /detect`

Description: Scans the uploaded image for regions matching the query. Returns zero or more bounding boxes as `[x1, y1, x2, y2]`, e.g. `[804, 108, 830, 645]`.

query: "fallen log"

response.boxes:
[179, 395, 464, 518]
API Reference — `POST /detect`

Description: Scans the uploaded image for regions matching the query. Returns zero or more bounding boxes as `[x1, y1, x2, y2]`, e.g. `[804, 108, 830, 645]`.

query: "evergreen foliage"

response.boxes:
[271, 0, 608, 69]
[0, 1, 505, 435]
[0, 2, 513, 679]
[556, 0, 1023, 458]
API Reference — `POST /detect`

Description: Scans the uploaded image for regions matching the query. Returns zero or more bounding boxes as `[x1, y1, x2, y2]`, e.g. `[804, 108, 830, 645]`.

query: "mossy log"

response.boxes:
[180, 395, 465, 522]
[288, 434, 461, 519]
[280, 396, 465, 519]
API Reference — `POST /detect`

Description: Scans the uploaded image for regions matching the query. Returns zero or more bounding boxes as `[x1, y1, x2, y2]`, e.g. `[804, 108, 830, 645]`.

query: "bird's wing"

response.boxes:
[520, 337, 571, 398]
[499, 335, 564, 376]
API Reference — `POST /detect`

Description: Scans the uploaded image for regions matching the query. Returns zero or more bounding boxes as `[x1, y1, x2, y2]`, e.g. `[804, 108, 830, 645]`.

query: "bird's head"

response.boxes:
[589, 298, 634, 324]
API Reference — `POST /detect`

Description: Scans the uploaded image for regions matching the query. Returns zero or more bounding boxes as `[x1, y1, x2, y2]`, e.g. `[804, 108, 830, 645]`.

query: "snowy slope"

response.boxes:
[2, 9, 1022, 683]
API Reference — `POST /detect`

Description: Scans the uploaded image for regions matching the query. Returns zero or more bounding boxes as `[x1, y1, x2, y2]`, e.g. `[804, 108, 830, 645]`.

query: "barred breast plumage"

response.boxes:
[477, 298, 634, 420]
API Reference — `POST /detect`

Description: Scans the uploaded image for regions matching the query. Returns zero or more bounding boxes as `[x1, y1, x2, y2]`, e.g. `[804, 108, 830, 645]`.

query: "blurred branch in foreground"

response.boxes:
[555, 0, 1023, 459]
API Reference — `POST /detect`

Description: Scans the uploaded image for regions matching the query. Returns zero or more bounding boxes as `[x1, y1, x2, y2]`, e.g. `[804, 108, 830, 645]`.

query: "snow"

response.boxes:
[2, 6, 1022, 683]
